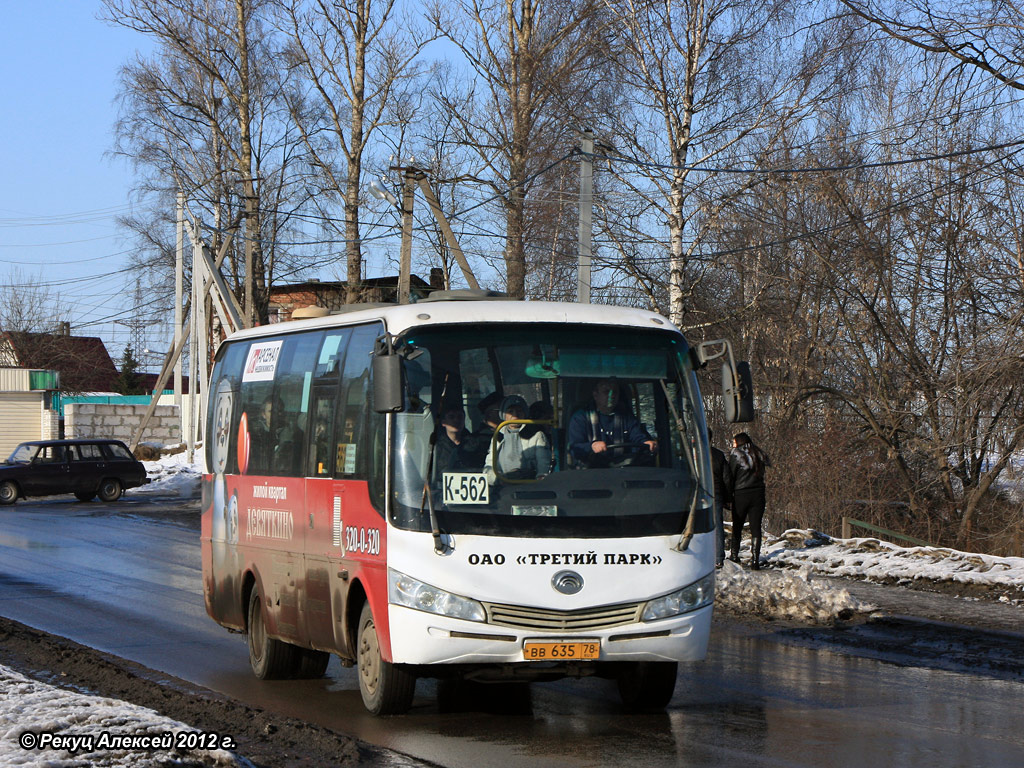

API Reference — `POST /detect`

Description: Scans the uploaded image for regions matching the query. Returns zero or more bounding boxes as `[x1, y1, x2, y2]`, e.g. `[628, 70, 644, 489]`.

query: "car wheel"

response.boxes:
[0, 481, 18, 505]
[247, 586, 297, 679]
[97, 479, 122, 502]
[357, 602, 416, 715]
[75, 491, 96, 502]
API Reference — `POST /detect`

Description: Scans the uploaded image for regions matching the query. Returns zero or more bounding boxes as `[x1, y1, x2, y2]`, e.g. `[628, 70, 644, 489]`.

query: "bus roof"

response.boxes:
[223, 300, 682, 343]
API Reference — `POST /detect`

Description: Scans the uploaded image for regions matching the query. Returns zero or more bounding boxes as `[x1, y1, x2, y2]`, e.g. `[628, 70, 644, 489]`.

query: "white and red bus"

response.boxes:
[201, 294, 752, 714]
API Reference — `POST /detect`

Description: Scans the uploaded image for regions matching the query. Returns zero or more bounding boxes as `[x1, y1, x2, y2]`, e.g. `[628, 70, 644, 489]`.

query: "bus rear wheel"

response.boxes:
[616, 661, 678, 712]
[247, 586, 296, 679]
[295, 648, 331, 679]
[357, 603, 415, 715]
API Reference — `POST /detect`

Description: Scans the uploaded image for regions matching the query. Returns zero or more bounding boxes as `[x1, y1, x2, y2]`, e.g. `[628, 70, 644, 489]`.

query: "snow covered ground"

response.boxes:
[0, 665, 249, 767]
[3, 451, 1012, 767]
[128, 447, 204, 499]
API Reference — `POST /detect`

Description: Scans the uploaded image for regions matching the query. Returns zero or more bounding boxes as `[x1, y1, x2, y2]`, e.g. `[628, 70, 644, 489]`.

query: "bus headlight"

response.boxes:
[388, 569, 486, 622]
[641, 573, 715, 621]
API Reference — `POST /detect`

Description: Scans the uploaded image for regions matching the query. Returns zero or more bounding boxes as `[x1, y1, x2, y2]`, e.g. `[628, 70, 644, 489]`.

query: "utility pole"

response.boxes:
[415, 176, 480, 290]
[374, 167, 482, 301]
[397, 168, 416, 304]
[577, 129, 594, 303]
[174, 192, 184, 429]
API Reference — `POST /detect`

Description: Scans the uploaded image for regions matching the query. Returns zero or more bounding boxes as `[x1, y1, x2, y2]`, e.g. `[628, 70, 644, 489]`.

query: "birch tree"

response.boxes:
[276, 0, 428, 302]
[430, 0, 608, 298]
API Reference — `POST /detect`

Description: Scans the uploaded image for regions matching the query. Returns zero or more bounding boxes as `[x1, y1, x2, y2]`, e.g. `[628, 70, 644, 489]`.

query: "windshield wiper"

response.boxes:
[419, 428, 451, 556]
[660, 379, 706, 551]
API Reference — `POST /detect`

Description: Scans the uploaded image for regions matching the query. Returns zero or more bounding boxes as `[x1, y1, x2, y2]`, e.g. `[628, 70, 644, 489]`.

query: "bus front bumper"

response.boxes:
[387, 603, 712, 666]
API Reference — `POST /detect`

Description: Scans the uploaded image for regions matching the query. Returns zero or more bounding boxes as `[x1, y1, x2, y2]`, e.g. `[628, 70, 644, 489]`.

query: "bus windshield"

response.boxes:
[389, 323, 713, 539]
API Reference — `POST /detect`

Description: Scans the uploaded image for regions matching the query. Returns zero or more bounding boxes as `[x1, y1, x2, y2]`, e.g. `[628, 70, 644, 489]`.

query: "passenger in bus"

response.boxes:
[567, 379, 657, 467]
[484, 395, 552, 484]
[433, 405, 472, 479]
[247, 396, 277, 473]
[462, 391, 502, 469]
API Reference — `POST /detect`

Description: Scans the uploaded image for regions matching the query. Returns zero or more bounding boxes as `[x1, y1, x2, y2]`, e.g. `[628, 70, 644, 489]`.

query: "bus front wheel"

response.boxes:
[357, 603, 415, 715]
[247, 587, 296, 679]
[617, 661, 678, 712]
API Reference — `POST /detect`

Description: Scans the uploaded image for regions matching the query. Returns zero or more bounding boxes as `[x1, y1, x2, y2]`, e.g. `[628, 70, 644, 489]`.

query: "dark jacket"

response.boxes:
[724, 444, 770, 494]
[710, 446, 729, 506]
[460, 423, 495, 469]
[433, 429, 471, 479]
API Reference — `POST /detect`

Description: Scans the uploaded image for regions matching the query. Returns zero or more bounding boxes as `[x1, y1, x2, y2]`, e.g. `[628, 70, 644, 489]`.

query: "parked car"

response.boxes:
[0, 439, 150, 505]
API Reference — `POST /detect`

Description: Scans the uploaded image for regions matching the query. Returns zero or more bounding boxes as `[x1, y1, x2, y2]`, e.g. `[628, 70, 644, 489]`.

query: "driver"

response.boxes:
[568, 379, 657, 466]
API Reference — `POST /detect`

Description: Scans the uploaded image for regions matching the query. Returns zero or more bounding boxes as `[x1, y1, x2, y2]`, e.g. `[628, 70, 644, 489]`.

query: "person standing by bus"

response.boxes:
[724, 432, 770, 569]
[708, 429, 729, 568]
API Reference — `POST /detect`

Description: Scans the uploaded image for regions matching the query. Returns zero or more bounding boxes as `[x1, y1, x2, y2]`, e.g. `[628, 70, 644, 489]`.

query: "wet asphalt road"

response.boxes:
[1, 495, 1022, 767]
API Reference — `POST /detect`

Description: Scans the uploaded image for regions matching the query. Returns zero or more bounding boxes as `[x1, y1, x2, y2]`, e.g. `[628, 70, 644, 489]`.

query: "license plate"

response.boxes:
[522, 640, 600, 661]
[442, 473, 489, 505]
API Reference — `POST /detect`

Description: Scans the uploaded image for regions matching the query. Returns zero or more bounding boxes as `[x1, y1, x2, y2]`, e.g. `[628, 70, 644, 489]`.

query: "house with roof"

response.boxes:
[267, 272, 441, 323]
[0, 327, 119, 393]
[0, 328, 122, 454]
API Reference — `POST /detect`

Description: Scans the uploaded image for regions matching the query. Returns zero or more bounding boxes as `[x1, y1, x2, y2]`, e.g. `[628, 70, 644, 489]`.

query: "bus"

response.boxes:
[201, 293, 753, 714]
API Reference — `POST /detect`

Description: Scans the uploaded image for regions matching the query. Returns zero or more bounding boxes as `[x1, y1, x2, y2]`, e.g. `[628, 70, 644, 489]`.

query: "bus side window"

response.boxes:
[270, 332, 323, 478]
[208, 342, 248, 475]
[336, 324, 378, 479]
[308, 329, 351, 477]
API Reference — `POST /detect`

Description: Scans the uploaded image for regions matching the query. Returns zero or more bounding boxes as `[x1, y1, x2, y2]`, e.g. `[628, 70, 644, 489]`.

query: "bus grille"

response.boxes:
[483, 601, 643, 632]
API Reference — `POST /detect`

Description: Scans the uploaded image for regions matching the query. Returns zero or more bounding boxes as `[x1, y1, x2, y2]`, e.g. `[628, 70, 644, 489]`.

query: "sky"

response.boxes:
[0, 3, 489, 374]
[0, 2, 156, 365]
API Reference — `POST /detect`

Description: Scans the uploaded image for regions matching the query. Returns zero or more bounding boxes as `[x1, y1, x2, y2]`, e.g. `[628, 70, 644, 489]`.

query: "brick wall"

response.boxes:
[65, 403, 181, 445]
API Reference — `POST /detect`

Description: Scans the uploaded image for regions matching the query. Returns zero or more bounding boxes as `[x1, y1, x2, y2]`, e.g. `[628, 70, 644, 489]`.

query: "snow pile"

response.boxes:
[0, 664, 249, 767]
[763, 529, 1024, 595]
[129, 448, 202, 498]
[714, 560, 872, 624]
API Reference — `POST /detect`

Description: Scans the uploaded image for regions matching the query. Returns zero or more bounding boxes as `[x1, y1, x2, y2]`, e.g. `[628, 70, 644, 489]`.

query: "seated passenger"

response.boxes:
[462, 391, 501, 469]
[484, 395, 552, 484]
[433, 405, 471, 480]
[567, 379, 657, 467]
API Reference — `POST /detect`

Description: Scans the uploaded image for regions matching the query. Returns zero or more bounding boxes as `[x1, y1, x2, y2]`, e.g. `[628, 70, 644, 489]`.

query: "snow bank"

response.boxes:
[763, 528, 1024, 594]
[714, 560, 872, 624]
[0, 664, 249, 767]
[127, 448, 202, 498]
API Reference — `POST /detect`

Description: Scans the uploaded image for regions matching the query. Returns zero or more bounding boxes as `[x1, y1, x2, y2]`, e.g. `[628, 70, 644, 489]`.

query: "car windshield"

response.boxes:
[389, 323, 713, 539]
[7, 444, 38, 464]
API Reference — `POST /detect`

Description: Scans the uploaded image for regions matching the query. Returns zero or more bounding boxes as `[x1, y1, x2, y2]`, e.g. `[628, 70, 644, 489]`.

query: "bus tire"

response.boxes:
[616, 661, 678, 712]
[98, 478, 122, 502]
[296, 648, 331, 679]
[357, 602, 415, 715]
[247, 586, 297, 679]
[0, 481, 18, 505]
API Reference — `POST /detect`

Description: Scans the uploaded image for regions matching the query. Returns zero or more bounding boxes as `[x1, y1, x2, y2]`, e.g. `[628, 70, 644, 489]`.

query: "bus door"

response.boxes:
[302, 324, 386, 655]
[303, 327, 350, 652]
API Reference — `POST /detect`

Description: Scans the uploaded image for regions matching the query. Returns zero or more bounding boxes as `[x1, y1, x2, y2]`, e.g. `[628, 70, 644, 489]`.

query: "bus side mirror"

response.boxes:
[372, 355, 404, 413]
[723, 360, 754, 423]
